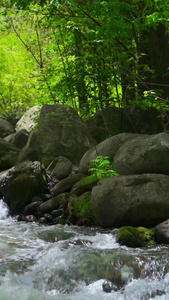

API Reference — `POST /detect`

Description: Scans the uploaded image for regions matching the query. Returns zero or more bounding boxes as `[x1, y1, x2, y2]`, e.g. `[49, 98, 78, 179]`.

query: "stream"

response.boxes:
[0, 200, 169, 300]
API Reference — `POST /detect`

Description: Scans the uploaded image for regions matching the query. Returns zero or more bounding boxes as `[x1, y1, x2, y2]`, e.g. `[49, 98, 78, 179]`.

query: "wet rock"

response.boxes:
[17, 214, 37, 222]
[155, 219, 169, 244]
[91, 174, 169, 227]
[38, 217, 47, 224]
[25, 215, 37, 222]
[70, 175, 98, 196]
[51, 216, 63, 225]
[52, 174, 84, 196]
[117, 227, 155, 248]
[114, 132, 169, 175]
[0, 161, 46, 215]
[51, 209, 63, 218]
[44, 213, 53, 223]
[47, 156, 72, 180]
[24, 201, 43, 215]
[38, 193, 67, 215]
[102, 281, 119, 293]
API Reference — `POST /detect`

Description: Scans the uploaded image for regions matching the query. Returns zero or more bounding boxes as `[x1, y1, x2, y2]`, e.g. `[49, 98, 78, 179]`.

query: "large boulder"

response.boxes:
[15, 105, 41, 132]
[0, 118, 15, 138]
[4, 129, 29, 149]
[85, 106, 163, 143]
[79, 133, 147, 174]
[17, 104, 96, 166]
[0, 161, 46, 215]
[0, 138, 20, 171]
[114, 132, 169, 175]
[155, 220, 169, 244]
[47, 156, 72, 180]
[91, 174, 169, 228]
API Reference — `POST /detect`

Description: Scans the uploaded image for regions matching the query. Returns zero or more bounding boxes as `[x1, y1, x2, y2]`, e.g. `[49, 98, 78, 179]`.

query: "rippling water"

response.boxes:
[0, 200, 169, 300]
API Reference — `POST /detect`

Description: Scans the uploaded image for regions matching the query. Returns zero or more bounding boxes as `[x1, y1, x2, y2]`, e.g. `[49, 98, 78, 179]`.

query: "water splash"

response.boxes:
[0, 200, 9, 220]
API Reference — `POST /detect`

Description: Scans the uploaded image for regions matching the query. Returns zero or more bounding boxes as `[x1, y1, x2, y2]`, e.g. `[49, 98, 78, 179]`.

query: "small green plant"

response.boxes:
[89, 155, 119, 179]
[69, 193, 96, 225]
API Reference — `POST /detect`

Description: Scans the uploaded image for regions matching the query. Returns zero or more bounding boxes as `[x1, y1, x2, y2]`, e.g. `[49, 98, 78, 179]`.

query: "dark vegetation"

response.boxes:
[0, 0, 169, 120]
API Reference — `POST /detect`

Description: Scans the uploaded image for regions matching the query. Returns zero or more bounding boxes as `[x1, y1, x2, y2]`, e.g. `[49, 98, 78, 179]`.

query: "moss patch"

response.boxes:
[68, 192, 96, 225]
[70, 174, 98, 196]
[117, 226, 156, 248]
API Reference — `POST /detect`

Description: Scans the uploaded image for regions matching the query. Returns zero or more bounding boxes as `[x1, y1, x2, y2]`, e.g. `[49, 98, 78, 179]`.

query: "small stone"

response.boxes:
[44, 213, 53, 223]
[25, 215, 37, 222]
[51, 216, 63, 225]
[51, 209, 63, 218]
[38, 217, 47, 224]
[102, 281, 118, 293]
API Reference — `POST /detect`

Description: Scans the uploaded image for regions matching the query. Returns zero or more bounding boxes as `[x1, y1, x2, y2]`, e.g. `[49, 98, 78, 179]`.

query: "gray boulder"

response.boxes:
[0, 138, 20, 171]
[24, 201, 43, 215]
[114, 132, 169, 175]
[15, 105, 41, 132]
[70, 175, 99, 196]
[91, 174, 169, 228]
[79, 133, 145, 174]
[17, 104, 96, 166]
[155, 220, 169, 244]
[0, 118, 15, 138]
[47, 156, 72, 180]
[38, 193, 67, 215]
[0, 161, 46, 215]
[52, 174, 84, 196]
[5, 129, 29, 149]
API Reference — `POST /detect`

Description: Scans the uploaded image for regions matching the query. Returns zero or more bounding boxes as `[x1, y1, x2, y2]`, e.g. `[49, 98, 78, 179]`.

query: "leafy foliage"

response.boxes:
[69, 192, 96, 225]
[0, 0, 169, 117]
[89, 156, 119, 180]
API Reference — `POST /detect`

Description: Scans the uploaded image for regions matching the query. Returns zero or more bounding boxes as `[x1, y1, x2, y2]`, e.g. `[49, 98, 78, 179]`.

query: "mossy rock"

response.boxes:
[70, 174, 98, 196]
[117, 226, 156, 248]
[52, 174, 85, 196]
[0, 161, 46, 215]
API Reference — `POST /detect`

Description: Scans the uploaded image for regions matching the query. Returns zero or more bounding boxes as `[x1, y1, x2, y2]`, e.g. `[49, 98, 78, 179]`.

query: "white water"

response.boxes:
[0, 200, 169, 299]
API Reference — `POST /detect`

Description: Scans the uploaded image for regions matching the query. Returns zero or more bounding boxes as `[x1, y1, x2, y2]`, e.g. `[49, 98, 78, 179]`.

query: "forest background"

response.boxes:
[0, 0, 169, 120]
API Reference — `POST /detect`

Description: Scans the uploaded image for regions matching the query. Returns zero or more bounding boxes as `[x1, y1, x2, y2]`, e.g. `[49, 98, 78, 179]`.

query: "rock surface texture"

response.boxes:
[18, 104, 96, 166]
[155, 220, 169, 244]
[91, 174, 169, 228]
[79, 133, 147, 174]
[0, 118, 15, 138]
[114, 132, 169, 175]
[0, 161, 46, 214]
[0, 138, 20, 171]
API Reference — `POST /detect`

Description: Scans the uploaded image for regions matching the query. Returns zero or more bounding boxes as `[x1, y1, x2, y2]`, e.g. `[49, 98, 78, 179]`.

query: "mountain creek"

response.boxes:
[0, 201, 169, 300]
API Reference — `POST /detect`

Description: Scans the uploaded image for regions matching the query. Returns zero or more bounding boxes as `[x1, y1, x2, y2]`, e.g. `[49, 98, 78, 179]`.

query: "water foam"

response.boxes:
[0, 199, 9, 220]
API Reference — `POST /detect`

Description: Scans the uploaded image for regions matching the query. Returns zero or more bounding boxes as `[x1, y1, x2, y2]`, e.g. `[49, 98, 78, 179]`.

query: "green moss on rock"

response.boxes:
[70, 174, 98, 196]
[68, 192, 97, 225]
[117, 226, 156, 248]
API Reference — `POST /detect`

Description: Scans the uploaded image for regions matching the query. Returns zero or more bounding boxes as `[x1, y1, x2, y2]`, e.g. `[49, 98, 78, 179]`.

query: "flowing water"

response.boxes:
[0, 200, 169, 300]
